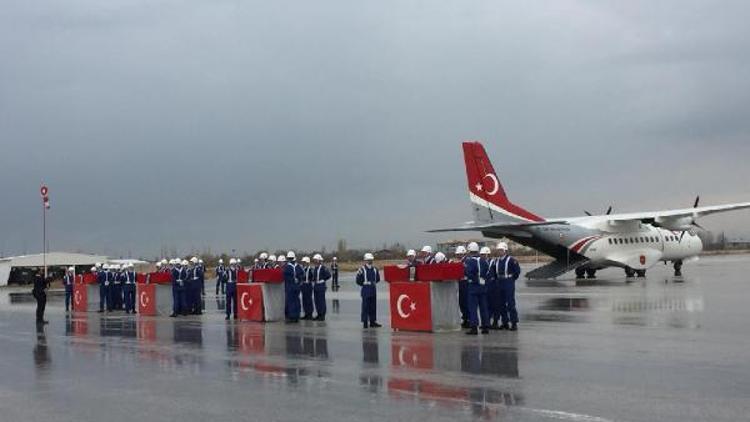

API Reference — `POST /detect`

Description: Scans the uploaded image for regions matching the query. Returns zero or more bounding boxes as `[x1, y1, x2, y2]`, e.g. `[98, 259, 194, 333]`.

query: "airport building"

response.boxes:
[0, 252, 108, 286]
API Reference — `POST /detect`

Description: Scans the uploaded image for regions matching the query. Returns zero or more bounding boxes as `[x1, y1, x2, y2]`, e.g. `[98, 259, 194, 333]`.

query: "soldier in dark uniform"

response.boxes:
[32, 270, 50, 325]
[331, 257, 339, 292]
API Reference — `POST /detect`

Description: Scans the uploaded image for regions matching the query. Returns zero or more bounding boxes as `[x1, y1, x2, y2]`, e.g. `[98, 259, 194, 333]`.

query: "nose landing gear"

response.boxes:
[673, 260, 683, 277]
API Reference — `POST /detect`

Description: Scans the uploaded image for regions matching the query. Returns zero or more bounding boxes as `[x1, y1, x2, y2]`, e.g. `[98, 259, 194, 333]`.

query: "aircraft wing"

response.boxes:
[593, 202, 750, 224]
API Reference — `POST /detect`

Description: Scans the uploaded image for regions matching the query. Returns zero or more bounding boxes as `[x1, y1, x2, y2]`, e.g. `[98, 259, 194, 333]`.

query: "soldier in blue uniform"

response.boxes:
[198, 259, 206, 295]
[63, 267, 75, 312]
[122, 263, 137, 314]
[490, 242, 521, 331]
[106, 264, 118, 311]
[418, 245, 436, 264]
[96, 263, 107, 312]
[451, 246, 469, 328]
[486, 247, 502, 329]
[188, 257, 203, 315]
[356, 253, 381, 328]
[111, 264, 123, 310]
[170, 260, 188, 317]
[215, 259, 227, 295]
[283, 252, 304, 323]
[257, 252, 269, 269]
[331, 257, 339, 292]
[464, 242, 490, 335]
[225, 259, 239, 320]
[300, 256, 314, 320]
[311, 254, 331, 321]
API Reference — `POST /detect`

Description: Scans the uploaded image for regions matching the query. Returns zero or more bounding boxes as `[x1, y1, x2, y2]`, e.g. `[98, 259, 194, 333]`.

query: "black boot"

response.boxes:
[481, 327, 490, 334]
[490, 321, 500, 330]
[363, 322, 369, 329]
[510, 323, 518, 331]
[461, 320, 470, 329]
[370, 322, 382, 328]
[500, 323, 510, 330]
[466, 327, 478, 335]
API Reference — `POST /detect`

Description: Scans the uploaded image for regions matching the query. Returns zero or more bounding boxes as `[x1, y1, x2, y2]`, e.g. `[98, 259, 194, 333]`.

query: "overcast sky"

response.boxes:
[2, 1, 750, 258]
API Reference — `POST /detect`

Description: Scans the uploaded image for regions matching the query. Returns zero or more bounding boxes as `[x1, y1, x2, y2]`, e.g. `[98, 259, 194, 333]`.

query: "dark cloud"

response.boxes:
[1, 0, 750, 258]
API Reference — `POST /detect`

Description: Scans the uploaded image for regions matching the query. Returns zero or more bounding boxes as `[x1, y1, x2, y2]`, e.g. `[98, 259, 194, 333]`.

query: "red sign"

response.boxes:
[82, 273, 97, 284]
[238, 269, 249, 283]
[384, 266, 410, 283]
[252, 268, 283, 283]
[136, 273, 147, 284]
[73, 282, 88, 312]
[389, 282, 432, 332]
[415, 263, 464, 281]
[237, 284, 264, 321]
[640, 255, 646, 266]
[148, 272, 172, 285]
[138, 283, 157, 316]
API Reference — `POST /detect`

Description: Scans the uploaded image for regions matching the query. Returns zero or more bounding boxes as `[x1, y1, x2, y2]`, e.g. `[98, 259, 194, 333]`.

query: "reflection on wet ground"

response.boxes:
[2, 255, 750, 421]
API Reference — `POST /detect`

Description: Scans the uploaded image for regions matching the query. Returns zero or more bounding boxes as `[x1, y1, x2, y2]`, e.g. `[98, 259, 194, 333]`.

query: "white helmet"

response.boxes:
[313, 254, 323, 261]
[406, 249, 416, 257]
[169, 259, 176, 265]
[467, 242, 480, 253]
[333, 257, 337, 261]
[68, 266, 75, 272]
[237, 258, 242, 264]
[181, 260, 189, 266]
[286, 251, 296, 259]
[254, 258, 259, 263]
[277, 255, 287, 263]
[156, 262, 162, 267]
[161, 259, 168, 265]
[434, 252, 446, 263]
[455, 245, 467, 255]
[364, 253, 374, 261]
[480, 246, 491, 255]
[112, 264, 119, 270]
[199, 259, 204, 264]
[497, 242, 509, 251]
[259, 252, 268, 259]
[90, 266, 96, 272]
[103, 264, 110, 270]
[229, 258, 237, 265]
[421, 245, 433, 254]
[269, 255, 277, 262]
[218, 259, 224, 264]
[190, 257, 198, 263]
[301, 256, 310, 264]
[95, 262, 102, 268]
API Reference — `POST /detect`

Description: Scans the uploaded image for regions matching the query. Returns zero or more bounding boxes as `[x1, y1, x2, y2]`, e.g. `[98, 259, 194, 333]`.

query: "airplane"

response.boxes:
[430, 141, 750, 279]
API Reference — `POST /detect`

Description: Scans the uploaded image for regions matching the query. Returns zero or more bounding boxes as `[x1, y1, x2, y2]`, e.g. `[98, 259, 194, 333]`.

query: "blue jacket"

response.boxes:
[355, 265, 380, 298]
[97, 271, 106, 286]
[283, 262, 304, 286]
[106, 270, 117, 284]
[64, 273, 74, 287]
[310, 265, 331, 284]
[172, 267, 188, 286]
[226, 267, 239, 283]
[489, 255, 521, 282]
[123, 270, 136, 284]
[301, 266, 313, 284]
[216, 265, 227, 281]
[464, 255, 489, 285]
[190, 266, 203, 282]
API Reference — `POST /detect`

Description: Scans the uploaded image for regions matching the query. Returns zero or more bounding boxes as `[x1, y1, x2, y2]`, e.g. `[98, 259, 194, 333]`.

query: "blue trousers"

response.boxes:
[285, 283, 301, 320]
[216, 278, 226, 294]
[361, 295, 377, 324]
[65, 285, 73, 311]
[498, 279, 518, 324]
[301, 283, 313, 317]
[99, 284, 109, 311]
[467, 283, 489, 329]
[313, 284, 327, 317]
[226, 283, 237, 318]
[487, 279, 501, 323]
[110, 283, 122, 310]
[123, 284, 136, 313]
[185, 280, 195, 312]
[458, 280, 468, 322]
[173, 284, 186, 315]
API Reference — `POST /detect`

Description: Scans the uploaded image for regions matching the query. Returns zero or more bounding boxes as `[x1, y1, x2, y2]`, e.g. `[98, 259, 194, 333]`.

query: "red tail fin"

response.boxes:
[462, 141, 544, 223]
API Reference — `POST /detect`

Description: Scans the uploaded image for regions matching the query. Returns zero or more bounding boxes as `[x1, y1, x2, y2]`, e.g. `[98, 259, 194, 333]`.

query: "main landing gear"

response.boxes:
[673, 260, 683, 277]
[624, 267, 636, 278]
[575, 268, 598, 279]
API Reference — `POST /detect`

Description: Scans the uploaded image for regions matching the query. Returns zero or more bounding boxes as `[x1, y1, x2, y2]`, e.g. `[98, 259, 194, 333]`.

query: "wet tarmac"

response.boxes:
[1, 255, 749, 422]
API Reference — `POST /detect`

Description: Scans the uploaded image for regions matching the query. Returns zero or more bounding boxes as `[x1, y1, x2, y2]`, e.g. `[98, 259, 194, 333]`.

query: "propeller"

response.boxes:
[584, 206, 613, 217]
[680, 196, 703, 242]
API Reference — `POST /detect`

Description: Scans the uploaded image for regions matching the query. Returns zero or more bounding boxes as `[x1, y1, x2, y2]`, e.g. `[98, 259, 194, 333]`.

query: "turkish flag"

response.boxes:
[138, 319, 156, 343]
[389, 282, 432, 332]
[237, 284, 264, 321]
[238, 323, 265, 354]
[391, 336, 434, 369]
[138, 283, 157, 316]
[73, 281, 88, 312]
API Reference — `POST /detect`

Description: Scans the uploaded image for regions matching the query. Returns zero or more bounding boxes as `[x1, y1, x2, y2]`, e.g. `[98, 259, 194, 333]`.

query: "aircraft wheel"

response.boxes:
[636, 269, 646, 278]
[585, 269, 597, 279]
[673, 260, 683, 277]
[624, 267, 636, 278]
[575, 267, 586, 279]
